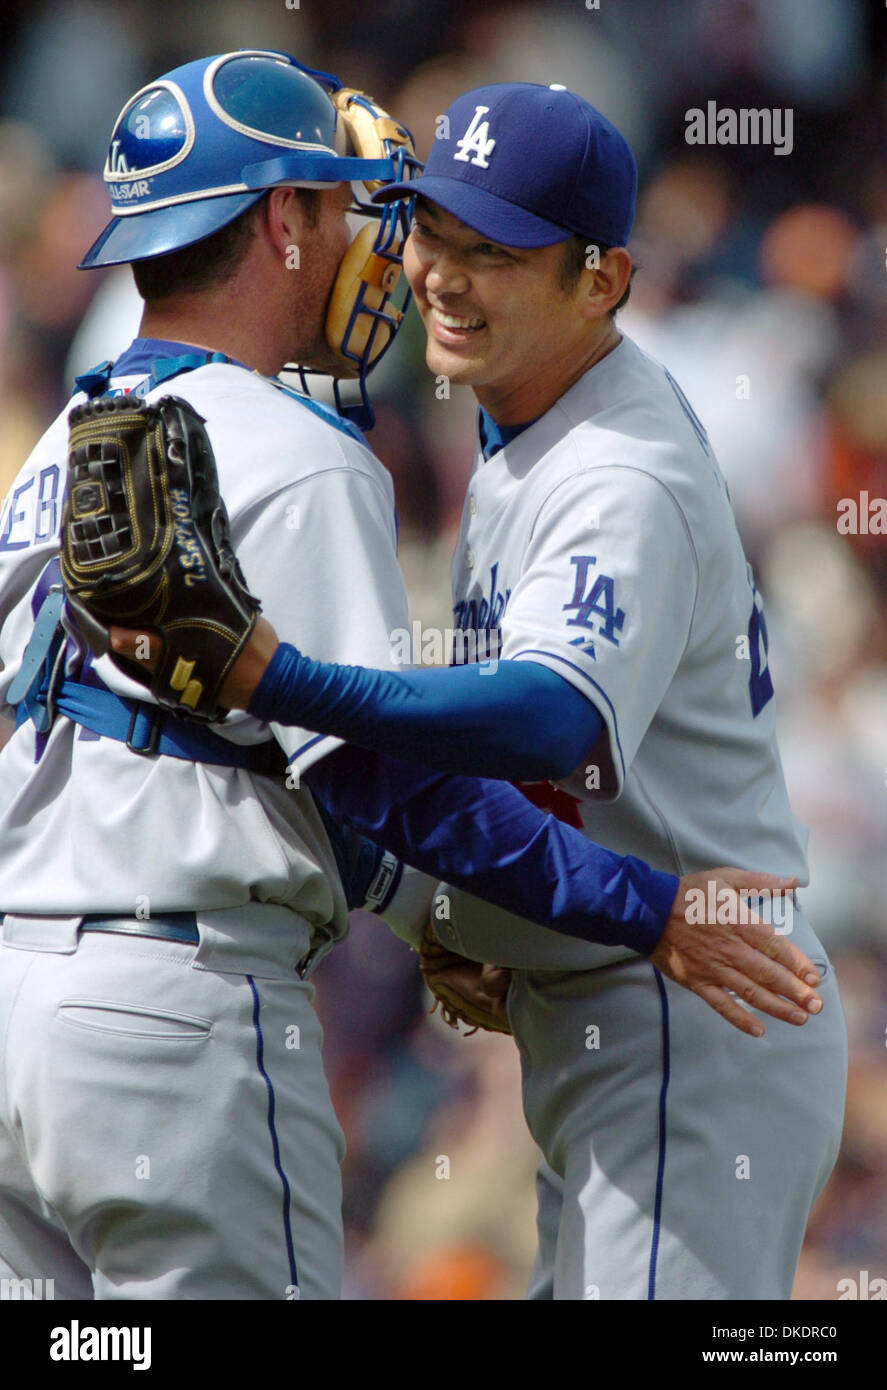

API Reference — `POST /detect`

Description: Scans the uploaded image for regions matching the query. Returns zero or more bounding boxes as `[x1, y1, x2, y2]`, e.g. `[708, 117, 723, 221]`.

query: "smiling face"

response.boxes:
[403, 197, 628, 424]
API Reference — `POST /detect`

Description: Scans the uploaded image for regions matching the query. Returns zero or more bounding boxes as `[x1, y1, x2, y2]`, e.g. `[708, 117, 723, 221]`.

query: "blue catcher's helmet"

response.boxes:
[80, 50, 422, 427]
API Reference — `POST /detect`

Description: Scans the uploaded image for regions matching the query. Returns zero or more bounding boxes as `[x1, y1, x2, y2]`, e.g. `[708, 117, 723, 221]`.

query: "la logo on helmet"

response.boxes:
[454, 106, 496, 168]
[109, 140, 130, 175]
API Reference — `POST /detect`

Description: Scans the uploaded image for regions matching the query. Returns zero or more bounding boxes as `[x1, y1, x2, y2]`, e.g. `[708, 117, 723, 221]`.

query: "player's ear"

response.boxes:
[265, 188, 308, 260]
[579, 247, 632, 320]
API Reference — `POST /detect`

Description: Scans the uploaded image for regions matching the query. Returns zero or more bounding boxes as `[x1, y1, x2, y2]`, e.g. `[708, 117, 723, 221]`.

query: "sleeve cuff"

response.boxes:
[618, 861, 679, 954]
[377, 863, 439, 949]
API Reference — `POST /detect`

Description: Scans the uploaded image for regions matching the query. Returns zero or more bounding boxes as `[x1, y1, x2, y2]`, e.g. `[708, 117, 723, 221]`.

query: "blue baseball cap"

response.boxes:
[80, 50, 398, 269]
[373, 82, 637, 249]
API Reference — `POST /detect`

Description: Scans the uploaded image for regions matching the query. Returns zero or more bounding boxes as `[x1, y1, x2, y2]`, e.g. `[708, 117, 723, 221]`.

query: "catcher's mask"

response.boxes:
[79, 50, 422, 427]
[285, 81, 422, 429]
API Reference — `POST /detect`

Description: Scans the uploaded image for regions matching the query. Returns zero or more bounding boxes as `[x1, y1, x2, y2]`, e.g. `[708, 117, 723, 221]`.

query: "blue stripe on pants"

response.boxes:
[648, 967, 671, 1300]
[248, 975, 299, 1294]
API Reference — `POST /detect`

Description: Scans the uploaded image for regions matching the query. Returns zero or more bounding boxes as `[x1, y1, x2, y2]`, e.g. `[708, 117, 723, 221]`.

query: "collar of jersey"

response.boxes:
[478, 407, 538, 461]
[111, 337, 251, 377]
[108, 338, 369, 448]
[476, 338, 630, 459]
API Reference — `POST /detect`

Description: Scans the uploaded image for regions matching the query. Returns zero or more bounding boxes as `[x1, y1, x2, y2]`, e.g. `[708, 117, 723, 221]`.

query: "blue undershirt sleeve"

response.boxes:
[306, 744, 677, 954]
[249, 642, 603, 781]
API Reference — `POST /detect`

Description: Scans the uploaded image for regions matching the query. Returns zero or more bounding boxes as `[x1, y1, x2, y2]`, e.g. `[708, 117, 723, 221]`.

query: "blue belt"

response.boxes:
[54, 681, 287, 771]
[12, 579, 287, 774]
[79, 912, 199, 944]
[15, 676, 287, 774]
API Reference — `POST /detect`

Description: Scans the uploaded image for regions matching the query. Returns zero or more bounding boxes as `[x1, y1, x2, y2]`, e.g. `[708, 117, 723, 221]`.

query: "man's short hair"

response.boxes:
[132, 188, 321, 301]
[559, 234, 634, 316]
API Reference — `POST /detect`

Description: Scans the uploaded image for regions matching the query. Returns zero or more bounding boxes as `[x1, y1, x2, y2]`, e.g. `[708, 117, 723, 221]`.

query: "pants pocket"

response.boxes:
[56, 998, 213, 1041]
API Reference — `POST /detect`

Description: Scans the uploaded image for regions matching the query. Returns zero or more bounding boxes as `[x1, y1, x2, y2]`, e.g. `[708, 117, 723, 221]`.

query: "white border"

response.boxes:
[203, 50, 339, 155]
[109, 178, 343, 216]
[103, 79, 195, 183]
[109, 183, 252, 216]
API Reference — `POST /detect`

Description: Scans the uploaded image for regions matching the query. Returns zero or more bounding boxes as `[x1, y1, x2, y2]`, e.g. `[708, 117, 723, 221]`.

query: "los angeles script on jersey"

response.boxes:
[453, 562, 511, 662]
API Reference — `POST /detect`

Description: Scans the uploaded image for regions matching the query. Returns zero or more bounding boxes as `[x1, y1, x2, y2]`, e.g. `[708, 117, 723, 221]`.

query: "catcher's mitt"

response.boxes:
[419, 921, 512, 1035]
[60, 394, 260, 723]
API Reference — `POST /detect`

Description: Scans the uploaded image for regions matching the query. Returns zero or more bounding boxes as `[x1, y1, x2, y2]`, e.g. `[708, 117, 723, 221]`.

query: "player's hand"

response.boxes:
[109, 616, 280, 710]
[650, 869, 823, 1038]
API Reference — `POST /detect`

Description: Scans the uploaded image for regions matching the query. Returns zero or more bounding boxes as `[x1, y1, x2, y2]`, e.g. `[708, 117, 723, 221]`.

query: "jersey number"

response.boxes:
[746, 580, 774, 717]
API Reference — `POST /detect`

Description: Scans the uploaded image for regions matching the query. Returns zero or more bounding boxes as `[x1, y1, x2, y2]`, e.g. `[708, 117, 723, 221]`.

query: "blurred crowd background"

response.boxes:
[1, 0, 885, 1299]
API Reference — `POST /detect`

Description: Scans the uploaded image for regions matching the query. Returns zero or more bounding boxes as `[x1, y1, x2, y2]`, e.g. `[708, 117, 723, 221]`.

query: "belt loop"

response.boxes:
[297, 939, 334, 980]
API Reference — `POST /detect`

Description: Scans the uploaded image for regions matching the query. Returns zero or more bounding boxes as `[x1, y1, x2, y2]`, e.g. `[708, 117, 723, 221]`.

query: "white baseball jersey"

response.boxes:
[440, 333, 809, 971]
[0, 362, 409, 929]
[434, 332, 846, 1302]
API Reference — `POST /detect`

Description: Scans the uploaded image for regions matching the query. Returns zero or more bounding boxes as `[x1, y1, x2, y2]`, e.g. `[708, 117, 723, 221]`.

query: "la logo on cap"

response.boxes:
[454, 106, 496, 168]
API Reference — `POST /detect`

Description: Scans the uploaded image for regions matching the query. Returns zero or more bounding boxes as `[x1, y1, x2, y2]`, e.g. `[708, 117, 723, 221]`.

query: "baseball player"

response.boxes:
[0, 55, 821, 1302]
[0, 48, 424, 1302]
[165, 84, 849, 1300]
